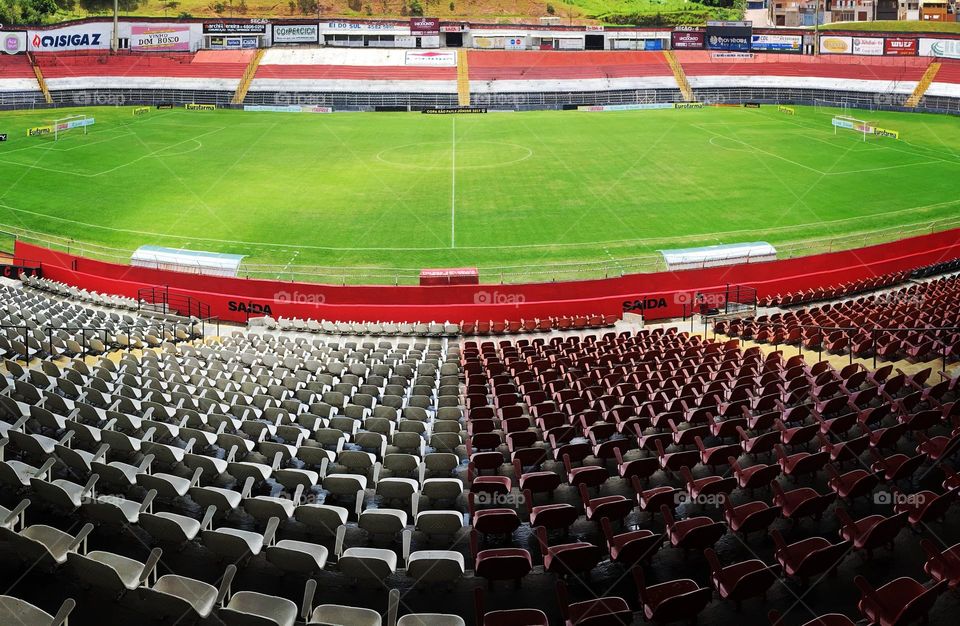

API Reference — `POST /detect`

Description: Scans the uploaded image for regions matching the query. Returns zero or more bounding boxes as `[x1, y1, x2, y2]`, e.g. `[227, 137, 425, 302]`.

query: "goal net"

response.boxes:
[831, 115, 872, 142]
[52, 114, 95, 140]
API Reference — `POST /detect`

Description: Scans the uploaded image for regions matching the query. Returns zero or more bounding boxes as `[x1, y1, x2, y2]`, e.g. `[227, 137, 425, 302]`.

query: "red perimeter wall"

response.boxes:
[15, 229, 960, 325]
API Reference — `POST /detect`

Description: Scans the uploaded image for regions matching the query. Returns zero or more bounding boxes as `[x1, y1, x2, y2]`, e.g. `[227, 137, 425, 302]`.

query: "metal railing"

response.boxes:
[137, 286, 211, 320]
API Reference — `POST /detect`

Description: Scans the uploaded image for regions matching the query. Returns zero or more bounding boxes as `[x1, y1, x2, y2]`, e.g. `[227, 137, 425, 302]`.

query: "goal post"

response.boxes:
[831, 115, 871, 142]
[52, 114, 95, 140]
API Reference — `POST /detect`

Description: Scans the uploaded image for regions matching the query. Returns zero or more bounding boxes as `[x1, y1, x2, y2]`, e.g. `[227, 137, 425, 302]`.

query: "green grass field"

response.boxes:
[0, 104, 958, 283]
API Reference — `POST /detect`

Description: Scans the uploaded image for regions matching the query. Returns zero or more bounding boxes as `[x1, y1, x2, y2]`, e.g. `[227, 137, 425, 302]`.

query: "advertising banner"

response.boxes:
[674, 102, 704, 109]
[133, 107, 150, 116]
[130, 25, 191, 52]
[820, 35, 852, 54]
[750, 33, 801, 52]
[422, 107, 487, 114]
[185, 103, 216, 111]
[671, 31, 705, 49]
[272, 24, 319, 43]
[919, 38, 960, 59]
[852, 36, 884, 56]
[28, 24, 112, 51]
[873, 127, 899, 139]
[404, 50, 456, 66]
[884, 37, 917, 56]
[578, 103, 675, 111]
[2, 31, 27, 54]
[204, 22, 267, 34]
[409, 17, 440, 35]
[706, 22, 752, 51]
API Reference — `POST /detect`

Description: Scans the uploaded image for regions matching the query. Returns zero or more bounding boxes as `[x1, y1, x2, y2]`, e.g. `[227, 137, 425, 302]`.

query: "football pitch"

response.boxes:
[0, 104, 958, 283]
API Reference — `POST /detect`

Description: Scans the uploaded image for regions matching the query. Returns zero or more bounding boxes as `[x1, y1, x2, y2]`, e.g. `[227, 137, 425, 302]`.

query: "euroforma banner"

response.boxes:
[185, 103, 216, 111]
[1, 31, 27, 54]
[884, 37, 917, 56]
[130, 25, 192, 52]
[852, 36, 884, 56]
[750, 34, 801, 52]
[671, 30, 705, 49]
[874, 127, 899, 139]
[28, 23, 112, 51]
[819, 35, 852, 54]
[919, 38, 960, 59]
[272, 24, 319, 43]
[27, 124, 53, 137]
[674, 102, 705, 109]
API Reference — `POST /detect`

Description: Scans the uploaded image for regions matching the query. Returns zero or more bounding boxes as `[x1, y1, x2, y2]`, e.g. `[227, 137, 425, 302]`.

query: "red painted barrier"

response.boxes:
[16, 228, 960, 325]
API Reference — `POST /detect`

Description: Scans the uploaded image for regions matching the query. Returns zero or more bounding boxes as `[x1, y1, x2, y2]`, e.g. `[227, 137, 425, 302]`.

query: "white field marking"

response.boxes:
[0, 128, 135, 156]
[823, 160, 944, 175]
[692, 124, 827, 174]
[451, 116, 456, 249]
[0, 127, 222, 177]
[278, 250, 300, 278]
[1, 197, 958, 253]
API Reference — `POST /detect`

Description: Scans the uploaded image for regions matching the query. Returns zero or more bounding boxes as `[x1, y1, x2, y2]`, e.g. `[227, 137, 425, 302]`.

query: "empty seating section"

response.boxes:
[249, 48, 457, 95]
[676, 50, 930, 92]
[466, 50, 677, 93]
[0, 55, 44, 105]
[33, 50, 250, 93]
[2, 260, 960, 622]
[0, 281, 199, 360]
[720, 273, 960, 362]
[759, 270, 909, 307]
[927, 59, 960, 99]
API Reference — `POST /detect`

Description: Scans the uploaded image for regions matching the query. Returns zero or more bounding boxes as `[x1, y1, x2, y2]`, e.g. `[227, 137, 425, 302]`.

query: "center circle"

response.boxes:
[376, 140, 533, 170]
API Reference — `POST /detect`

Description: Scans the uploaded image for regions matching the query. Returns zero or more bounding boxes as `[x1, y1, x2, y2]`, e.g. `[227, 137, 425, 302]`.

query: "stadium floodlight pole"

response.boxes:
[813, 0, 820, 56]
[112, 0, 119, 52]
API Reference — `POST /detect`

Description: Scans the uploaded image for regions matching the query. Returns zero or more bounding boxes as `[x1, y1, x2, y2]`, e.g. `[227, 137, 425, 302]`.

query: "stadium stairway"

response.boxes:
[906, 61, 942, 108]
[26, 53, 52, 105]
[456, 49, 470, 106]
[664, 50, 694, 102]
[233, 48, 265, 105]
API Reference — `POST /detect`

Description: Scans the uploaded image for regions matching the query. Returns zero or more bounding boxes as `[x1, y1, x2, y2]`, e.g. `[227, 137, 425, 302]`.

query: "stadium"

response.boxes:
[0, 13, 959, 626]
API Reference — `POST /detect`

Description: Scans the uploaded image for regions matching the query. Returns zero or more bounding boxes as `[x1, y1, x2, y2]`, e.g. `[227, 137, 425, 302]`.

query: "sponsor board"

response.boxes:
[832, 117, 855, 129]
[28, 24, 111, 51]
[919, 38, 960, 59]
[27, 125, 53, 137]
[706, 22, 752, 51]
[674, 102, 704, 109]
[185, 103, 216, 111]
[133, 107, 150, 116]
[440, 24, 466, 33]
[404, 50, 456, 66]
[820, 36, 852, 54]
[671, 30, 705, 49]
[778, 105, 795, 115]
[409, 17, 440, 35]
[272, 24, 319, 43]
[322, 21, 395, 31]
[2, 31, 27, 54]
[130, 25, 191, 52]
[750, 34, 801, 52]
[243, 105, 333, 113]
[156, 103, 174, 110]
[873, 127, 899, 139]
[422, 107, 487, 114]
[884, 37, 917, 56]
[577, 103, 675, 111]
[743, 102, 760, 108]
[711, 52, 752, 58]
[203, 22, 267, 34]
[852, 36, 884, 56]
